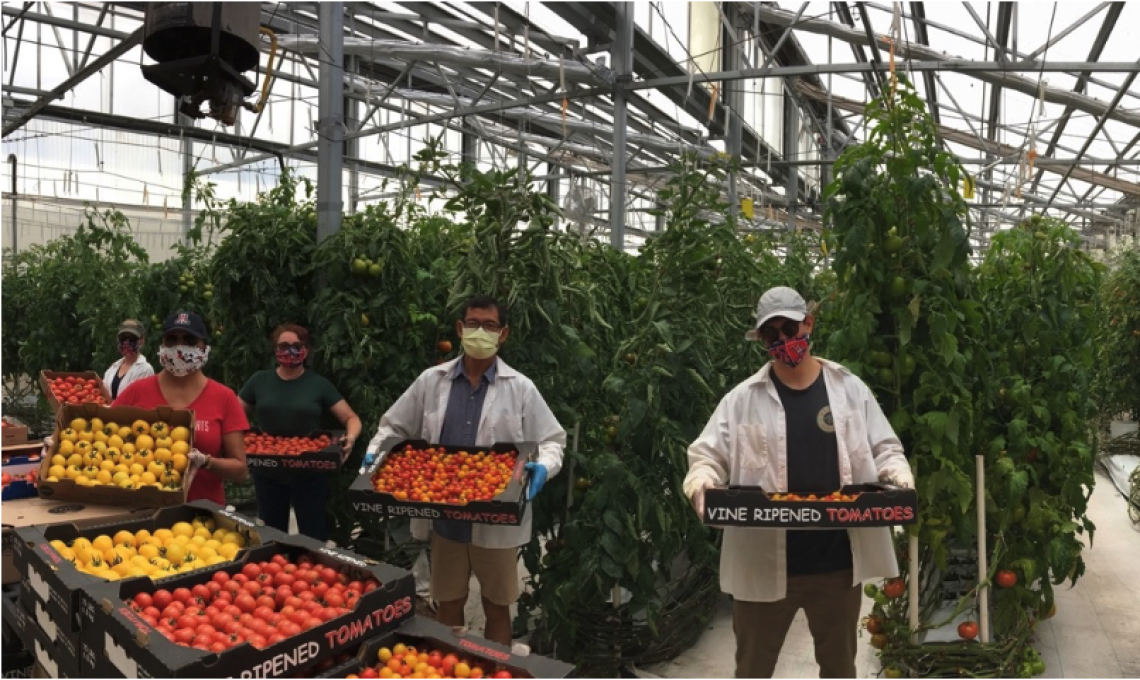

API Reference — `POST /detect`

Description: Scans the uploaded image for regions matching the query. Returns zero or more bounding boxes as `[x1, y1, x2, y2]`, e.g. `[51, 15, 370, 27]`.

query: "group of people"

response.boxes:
[99, 287, 914, 676]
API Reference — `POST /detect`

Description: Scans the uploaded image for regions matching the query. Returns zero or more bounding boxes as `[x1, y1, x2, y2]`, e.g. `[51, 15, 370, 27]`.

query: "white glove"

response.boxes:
[42, 436, 55, 455]
[188, 450, 209, 470]
[879, 468, 915, 489]
[689, 479, 715, 519]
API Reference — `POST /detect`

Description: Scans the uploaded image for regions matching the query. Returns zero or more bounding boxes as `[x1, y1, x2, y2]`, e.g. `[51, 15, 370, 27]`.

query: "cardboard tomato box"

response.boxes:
[244, 428, 346, 474]
[78, 535, 415, 678]
[39, 371, 112, 412]
[321, 617, 574, 679]
[13, 595, 94, 678]
[2, 415, 30, 445]
[12, 500, 282, 636]
[38, 404, 196, 508]
[703, 483, 917, 528]
[348, 439, 534, 527]
[2, 441, 44, 501]
[2, 497, 153, 586]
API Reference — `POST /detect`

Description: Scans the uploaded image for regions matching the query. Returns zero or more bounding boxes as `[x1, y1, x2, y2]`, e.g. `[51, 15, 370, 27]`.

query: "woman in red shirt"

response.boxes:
[115, 311, 249, 505]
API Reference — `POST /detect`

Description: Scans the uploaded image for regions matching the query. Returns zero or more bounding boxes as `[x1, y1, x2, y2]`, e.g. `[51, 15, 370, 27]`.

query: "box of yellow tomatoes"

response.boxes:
[38, 404, 197, 507]
[11, 501, 282, 644]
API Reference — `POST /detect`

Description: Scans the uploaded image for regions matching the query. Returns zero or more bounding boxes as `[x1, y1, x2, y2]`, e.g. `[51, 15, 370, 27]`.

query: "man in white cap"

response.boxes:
[684, 286, 913, 678]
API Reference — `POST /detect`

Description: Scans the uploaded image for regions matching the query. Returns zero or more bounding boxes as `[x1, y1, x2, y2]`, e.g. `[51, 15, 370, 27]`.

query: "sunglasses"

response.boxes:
[757, 319, 801, 345]
[276, 342, 305, 352]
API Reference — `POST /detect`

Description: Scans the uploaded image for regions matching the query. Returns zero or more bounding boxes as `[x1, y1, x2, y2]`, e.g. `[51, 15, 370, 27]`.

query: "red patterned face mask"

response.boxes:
[767, 334, 811, 368]
[275, 347, 307, 367]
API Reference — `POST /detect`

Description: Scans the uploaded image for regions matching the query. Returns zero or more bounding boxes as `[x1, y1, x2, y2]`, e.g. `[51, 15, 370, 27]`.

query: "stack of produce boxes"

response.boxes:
[12, 500, 417, 677]
[11, 501, 285, 677]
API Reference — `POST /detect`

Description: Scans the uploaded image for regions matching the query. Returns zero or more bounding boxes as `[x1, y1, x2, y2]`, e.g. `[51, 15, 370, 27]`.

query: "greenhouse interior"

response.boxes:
[1, 2, 1138, 679]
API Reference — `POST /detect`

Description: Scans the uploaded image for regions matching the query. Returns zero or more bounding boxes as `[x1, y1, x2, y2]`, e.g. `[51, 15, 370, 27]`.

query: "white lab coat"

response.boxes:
[365, 356, 566, 549]
[102, 356, 155, 400]
[683, 358, 912, 602]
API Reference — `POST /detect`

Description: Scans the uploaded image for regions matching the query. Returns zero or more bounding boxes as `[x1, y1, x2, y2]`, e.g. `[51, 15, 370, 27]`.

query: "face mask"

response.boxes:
[275, 346, 308, 368]
[767, 334, 811, 368]
[118, 338, 140, 357]
[158, 345, 210, 377]
[461, 328, 502, 360]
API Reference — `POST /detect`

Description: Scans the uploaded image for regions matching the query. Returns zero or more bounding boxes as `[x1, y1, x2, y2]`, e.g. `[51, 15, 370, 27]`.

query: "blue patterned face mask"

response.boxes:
[118, 338, 140, 357]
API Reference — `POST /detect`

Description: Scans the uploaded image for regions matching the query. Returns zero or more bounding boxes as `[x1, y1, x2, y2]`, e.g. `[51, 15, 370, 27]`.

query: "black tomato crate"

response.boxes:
[78, 534, 415, 678]
[12, 501, 281, 635]
[321, 617, 574, 679]
[348, 439, 536, 527]
[243, 428, 347, 474]
[14, 594, 94, 677]
[703, 483, 917, 529]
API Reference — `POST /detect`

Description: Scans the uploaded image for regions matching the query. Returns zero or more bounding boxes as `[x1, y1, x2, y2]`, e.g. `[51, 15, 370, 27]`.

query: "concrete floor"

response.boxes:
[643, 469, 1140, 679]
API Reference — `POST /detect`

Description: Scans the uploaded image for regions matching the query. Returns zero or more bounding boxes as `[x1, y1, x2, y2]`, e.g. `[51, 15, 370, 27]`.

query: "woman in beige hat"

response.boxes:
[102, 319, 155, 399]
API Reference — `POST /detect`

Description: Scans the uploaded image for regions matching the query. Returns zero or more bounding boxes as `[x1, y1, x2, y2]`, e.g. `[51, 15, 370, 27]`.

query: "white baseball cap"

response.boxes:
[745, 287, 809, 341]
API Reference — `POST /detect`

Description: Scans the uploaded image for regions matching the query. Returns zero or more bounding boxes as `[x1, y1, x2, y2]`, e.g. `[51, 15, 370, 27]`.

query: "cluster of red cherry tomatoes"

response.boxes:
[127, 554, 380, 652]
[371, 447, 517, 504]
[243, 432, 334, 455]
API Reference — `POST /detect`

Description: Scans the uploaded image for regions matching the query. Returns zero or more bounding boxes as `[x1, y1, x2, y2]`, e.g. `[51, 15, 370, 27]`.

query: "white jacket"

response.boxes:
[683, 358, 912, 602]
[102, 356, 155, 400]
[365, 356, 566, 549]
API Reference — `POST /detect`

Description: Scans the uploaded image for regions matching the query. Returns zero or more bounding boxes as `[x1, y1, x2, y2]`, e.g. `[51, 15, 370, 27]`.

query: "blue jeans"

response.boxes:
[251, 472, 331, 541]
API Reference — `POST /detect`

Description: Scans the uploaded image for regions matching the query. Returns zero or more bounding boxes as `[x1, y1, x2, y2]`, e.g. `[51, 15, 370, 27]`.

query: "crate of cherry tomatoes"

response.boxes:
[349, 439, 534, 526]
[40, 371, 112, 412]
[78, 533, 415, 678]
[324, 617, 573, 679]
[703, 483, 917, 529]
[243, 429, 346, 473]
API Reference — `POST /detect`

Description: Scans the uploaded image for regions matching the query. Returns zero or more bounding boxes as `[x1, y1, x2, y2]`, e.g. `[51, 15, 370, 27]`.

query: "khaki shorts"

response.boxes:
[430, 531, 521, 606]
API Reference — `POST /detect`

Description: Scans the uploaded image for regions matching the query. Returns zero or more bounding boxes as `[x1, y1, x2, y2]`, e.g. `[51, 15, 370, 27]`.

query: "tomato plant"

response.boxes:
[975, 216, 1102, 632]
[2, 208, 149, 427]
[1096, 246, 1140, 423]
[822, 77, 979, 567]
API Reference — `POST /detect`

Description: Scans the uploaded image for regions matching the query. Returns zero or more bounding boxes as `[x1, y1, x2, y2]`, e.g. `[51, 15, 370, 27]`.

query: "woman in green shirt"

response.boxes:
[239, 324, 362, 540]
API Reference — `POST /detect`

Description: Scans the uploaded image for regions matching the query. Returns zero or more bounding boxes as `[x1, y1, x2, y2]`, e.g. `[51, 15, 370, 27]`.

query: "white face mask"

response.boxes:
[461, 328, 502, 360]
[158, 345, 210, 377]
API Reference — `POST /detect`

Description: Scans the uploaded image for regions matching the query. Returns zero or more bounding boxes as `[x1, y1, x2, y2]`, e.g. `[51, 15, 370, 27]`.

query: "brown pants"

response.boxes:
[733, 569, 862, 678]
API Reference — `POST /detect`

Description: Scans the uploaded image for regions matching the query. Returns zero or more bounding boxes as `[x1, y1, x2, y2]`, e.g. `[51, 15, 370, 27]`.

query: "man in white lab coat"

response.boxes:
[364, 294, 566, 645]
[684, 287, 914, 678]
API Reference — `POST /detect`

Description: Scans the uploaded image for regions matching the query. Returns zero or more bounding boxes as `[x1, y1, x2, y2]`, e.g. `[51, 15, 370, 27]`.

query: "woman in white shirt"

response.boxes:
[102, 319, 155, 399]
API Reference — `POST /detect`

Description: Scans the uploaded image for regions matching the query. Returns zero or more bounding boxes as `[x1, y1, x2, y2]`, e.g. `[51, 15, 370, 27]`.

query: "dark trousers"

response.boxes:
[733, 569, 862, 678]
[251, 472, 331, 541]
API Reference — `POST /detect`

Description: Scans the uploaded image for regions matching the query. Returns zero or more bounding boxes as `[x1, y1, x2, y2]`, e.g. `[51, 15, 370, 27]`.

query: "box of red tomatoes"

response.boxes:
[243, 429, 347, 473]
[39, 371, 112, 412]
[322, 617, 574, 679]
[77, 533, 416, 678]
[348, 439, 535, 527]
[703, 483, 917, 529]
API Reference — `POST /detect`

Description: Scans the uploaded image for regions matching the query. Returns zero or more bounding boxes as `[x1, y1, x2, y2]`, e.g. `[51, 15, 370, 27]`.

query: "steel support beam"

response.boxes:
[2, 26, 142, 137]
[738, 4, 1140, 129]
[1046, 65, 1140, 207]
[316, 2, 344, 241]
[724, 4, 745, 215]
[1029, 2, 1124, 195]
[909, 3, 939, 126]
[831, 2, 881, 98]
[784, 94, 800, 232]
[345, 55, 361, 214]
[609, 2, 633, 251]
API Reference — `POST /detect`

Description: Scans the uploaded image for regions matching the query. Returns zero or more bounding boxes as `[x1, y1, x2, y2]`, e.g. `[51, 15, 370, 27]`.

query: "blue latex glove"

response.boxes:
[361, 450, 377, 474]
[525, 462, 548, 501]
